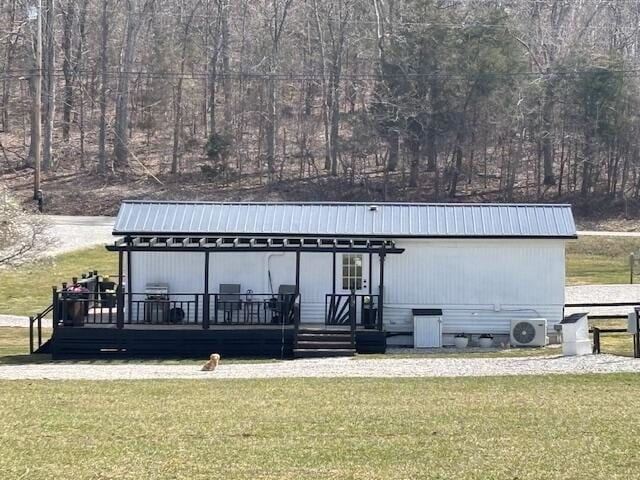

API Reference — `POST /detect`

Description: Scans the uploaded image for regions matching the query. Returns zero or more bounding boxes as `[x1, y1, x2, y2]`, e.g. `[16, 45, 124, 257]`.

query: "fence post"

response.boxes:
[29, 316, 34, 354]
[631, 253, 635, 284]
[635, 310, 640, 359]
[51, 286, 58, 330]
[592, 327, 600, 354]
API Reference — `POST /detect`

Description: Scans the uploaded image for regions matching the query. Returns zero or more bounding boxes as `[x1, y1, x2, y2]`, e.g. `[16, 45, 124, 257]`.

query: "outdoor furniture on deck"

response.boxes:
[269, 285, 297, 324]
[218, 284, 242, 323]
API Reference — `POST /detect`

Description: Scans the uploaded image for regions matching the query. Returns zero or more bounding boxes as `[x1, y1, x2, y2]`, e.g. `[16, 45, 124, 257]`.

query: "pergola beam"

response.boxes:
[106, 235, 404, 254]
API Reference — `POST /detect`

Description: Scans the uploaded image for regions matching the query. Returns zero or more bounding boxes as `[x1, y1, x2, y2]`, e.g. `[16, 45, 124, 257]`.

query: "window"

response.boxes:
[342, 254, 363, 291]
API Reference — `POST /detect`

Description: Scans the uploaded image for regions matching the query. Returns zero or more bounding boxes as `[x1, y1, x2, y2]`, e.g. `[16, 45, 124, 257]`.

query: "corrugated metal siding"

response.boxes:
[383, 304, 564, 335]
[126, 238, 566, 330]
[384, 239, 565, 306]
[114, 201, 577, 238]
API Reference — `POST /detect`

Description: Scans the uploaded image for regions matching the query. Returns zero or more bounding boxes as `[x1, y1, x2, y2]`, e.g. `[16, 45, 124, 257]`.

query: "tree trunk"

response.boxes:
[542, 77, 555, 186]
[426, 124, 436, 172]
[221, 0, 232, 134]
[171, 0, 202, 174]
[387, 130, 399, 173]
[329, 49, 344, 176]
[265, 76, 277, 174]
[42, 0, 55, 170]
[98, 0, 108, 173]
[113, 0, 139, 169]
[449, 130, 464, 197]
[1, 0, 17, 133]
[312, 0, 331, 172]
[75, 0, 88, 168]
[61, 0, 74, 142]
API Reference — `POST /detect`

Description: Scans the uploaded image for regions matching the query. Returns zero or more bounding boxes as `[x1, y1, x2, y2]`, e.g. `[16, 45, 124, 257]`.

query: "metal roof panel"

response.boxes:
[113, 201, 577, 238]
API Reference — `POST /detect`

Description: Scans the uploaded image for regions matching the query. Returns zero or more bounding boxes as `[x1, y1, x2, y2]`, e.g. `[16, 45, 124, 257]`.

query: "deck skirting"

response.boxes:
[49, 326, 386, 359]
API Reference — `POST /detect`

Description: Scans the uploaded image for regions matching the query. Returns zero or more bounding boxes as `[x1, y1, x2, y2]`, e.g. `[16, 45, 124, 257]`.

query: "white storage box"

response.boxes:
[412, 309, 442, 348]
[560, 313, 591, 356]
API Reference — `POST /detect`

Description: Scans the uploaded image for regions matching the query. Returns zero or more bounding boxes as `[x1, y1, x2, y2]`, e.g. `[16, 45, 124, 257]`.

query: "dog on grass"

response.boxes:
[201, 353, 221, 371]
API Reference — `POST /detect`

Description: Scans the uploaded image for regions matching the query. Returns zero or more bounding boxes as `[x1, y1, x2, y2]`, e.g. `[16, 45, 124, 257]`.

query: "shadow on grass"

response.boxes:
[0, 353, 282, 366]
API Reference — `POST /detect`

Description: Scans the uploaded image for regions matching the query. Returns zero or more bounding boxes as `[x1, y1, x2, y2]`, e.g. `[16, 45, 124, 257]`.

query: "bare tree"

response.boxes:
[0, 184, 51, 266]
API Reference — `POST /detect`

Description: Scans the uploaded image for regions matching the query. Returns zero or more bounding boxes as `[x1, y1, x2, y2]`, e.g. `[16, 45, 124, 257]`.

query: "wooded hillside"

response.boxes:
[2, 0, 640, 212]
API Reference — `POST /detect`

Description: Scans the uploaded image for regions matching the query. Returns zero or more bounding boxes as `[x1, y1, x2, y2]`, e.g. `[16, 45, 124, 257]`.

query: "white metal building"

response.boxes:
[109, 201, 576, 348]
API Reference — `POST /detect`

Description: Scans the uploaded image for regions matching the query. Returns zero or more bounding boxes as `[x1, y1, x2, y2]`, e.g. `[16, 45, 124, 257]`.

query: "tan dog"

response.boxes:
[201, 353, 221, 371]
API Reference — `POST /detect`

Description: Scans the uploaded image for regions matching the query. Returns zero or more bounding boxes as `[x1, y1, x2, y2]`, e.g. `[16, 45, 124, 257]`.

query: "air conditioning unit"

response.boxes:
[510, 319, 548, 347]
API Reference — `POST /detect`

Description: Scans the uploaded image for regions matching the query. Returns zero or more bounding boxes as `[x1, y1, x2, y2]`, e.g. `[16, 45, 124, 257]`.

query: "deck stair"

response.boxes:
[293, 327, 356, 358]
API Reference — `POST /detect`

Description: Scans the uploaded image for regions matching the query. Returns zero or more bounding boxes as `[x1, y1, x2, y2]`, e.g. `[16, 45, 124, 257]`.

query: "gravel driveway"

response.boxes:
[565, 284, 640, 317]
[0, 354, 639, 380]
[44, 215, 115, 256]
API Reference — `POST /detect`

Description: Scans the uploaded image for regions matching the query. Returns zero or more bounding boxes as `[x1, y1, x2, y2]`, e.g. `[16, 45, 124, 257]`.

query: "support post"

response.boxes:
[328, 246, 337, 325]
[349, 289, 356, 347]
[117, 250, 124, 329]
[203, 251, 210, 329]
[378, 246, 386, 331]
[332, 246, 336, 295]
[368, 252, 372, 295]
[126, 238, 132, 324]
[116, 284, 124, 329]
[295, 249, 301, 295]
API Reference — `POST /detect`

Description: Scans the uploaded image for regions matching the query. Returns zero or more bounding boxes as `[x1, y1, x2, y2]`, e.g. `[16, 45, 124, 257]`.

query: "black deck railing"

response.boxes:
[209, 293, 300, 326]
[325, 294, 382, 331]
[52, 290, 300, 328]
[29, 303, 54, 354]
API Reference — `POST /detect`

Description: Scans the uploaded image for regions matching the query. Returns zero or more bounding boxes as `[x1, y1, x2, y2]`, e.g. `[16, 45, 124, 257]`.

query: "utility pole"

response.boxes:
[30, 0, 42, 199]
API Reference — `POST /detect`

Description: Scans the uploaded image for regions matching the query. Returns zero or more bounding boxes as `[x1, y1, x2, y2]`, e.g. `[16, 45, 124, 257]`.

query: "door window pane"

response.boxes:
[342, 254, 363, 291]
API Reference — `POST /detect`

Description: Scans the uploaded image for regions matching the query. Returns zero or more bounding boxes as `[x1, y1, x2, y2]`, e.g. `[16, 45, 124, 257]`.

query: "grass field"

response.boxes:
[566, 236, 638, 285]
[0, 246, 116, 316]
[0, 375, 639, 479]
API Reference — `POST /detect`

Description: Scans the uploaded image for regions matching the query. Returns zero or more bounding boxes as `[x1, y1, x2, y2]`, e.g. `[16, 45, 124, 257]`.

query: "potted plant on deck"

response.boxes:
[454, 333, 469, 349]
[63, 284, 90, 326]
[361, 296, 378, 329]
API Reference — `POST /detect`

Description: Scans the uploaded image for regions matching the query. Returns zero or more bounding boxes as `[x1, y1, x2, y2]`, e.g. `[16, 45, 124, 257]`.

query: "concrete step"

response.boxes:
[293, 348, 356, 358]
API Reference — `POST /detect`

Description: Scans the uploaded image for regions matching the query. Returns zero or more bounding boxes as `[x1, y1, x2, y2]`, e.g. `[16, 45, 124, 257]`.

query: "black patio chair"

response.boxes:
[218, 284, 242, 323]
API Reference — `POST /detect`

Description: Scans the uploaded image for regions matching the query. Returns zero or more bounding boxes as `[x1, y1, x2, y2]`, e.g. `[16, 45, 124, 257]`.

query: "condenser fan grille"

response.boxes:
[513, 321, 536, 344]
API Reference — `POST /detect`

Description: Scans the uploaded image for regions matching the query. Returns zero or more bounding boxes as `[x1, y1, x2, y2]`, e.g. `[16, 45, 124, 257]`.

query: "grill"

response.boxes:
[144, 283, 169, 324]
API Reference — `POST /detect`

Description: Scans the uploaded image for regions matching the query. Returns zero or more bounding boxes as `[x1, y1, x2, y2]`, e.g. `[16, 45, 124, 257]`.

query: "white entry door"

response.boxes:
[338, 253, 369, 294]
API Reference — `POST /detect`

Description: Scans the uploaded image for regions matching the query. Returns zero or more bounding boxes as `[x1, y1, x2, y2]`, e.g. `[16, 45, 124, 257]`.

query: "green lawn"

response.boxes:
[0, 246, 117, 316]
[0, 375, 639, 479]
[590, 319, 635, 357]
[566, 236, 638, 285]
